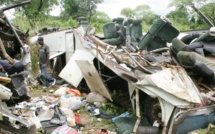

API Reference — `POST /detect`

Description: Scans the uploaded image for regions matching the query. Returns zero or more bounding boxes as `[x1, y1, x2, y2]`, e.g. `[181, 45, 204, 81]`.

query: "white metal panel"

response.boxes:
[76, 60, 112, 101]
[49, 51, 65, 60]
[74, 28, 94, 50]
[41, 29, 73, 58]
[59, 50, 95, 87]
[65, 32, 74, 63]
[136, 67, 202, 107]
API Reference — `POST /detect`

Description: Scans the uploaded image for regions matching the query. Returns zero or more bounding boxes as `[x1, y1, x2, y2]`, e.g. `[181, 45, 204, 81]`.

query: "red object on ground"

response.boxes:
[74, 112, 82, 124]
[65, 88, 81, 96]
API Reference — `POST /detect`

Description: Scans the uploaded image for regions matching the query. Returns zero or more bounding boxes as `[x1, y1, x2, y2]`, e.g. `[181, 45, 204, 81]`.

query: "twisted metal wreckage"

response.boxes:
[0, 0, 38, 133]
[22, 3, 215, 134]
[0, 0, 215, 133]
[68, 17, 215, 133]
[40, 12, 215, 134]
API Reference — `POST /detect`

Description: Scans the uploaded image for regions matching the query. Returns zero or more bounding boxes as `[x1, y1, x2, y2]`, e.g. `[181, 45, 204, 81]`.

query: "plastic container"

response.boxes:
[111, 111, 130, 122]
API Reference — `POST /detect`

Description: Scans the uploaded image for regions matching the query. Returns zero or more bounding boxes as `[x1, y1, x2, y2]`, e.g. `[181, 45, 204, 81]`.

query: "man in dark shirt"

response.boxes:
[37, 37, 56, 88]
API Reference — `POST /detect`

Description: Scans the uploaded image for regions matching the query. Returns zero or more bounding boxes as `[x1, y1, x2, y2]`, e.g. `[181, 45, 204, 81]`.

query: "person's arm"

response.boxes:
[45, 52, 50, 67]
[43, 45, 50, 67]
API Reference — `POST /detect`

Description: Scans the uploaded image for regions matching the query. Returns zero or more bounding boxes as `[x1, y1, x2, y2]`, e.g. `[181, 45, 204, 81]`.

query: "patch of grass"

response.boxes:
[80, 112, 116, 134]
[30, 44, 39, 77]
[189, 124, 215, 134]
[29, 86, 56, 97]
[77, 105, 116, 133]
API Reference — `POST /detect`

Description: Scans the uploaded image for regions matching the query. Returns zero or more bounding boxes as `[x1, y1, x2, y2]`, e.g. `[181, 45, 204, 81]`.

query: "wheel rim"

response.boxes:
[152, 103, 162, 124]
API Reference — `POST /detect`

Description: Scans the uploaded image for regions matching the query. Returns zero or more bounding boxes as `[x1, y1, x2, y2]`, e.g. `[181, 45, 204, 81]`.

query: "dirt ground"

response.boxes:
[79, 111, 116, 134]
[30, 84, 118, 133]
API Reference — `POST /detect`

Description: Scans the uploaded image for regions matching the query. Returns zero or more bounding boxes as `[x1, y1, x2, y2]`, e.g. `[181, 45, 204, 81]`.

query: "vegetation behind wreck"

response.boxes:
[0, 0, 214, 34]
[0, 0, 213, 83]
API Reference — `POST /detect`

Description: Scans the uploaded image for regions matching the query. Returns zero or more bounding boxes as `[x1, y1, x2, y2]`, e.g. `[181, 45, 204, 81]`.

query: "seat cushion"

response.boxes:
[130, 19, 143, 42]
[172, 38, 189, 53]
[103, 22, 118, 39]
[147, 36, 167, 51]
[149, 19, 179, 43]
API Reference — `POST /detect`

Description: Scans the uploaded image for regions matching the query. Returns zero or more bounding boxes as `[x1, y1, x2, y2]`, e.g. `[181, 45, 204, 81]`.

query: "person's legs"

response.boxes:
[40, 64, 51, 87]
[41, 66, 54, 81]
[40, 64, 55, 87]
[38, 74, 48, 87]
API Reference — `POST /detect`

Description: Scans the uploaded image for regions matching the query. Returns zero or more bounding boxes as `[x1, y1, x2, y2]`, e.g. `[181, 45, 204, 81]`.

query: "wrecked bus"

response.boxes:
[33, 14, 215, 133]
[77, 17, 215, 133]
[0, 1, 38, 133]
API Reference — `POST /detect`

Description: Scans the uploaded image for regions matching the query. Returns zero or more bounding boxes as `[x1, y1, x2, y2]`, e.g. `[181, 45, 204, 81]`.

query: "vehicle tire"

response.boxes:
[144, 96, 162, 125]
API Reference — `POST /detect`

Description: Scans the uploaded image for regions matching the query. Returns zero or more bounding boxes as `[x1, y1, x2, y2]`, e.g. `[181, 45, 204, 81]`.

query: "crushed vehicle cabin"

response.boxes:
[29, 5, 215, 134]
[79, 17, 215, 134]
[0, 0, 38, 133]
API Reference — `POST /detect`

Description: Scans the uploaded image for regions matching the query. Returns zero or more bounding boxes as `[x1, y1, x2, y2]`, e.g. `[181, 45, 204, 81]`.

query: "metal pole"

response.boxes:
[0, 0, 32, 12]
[133, 88, 141, 133]
[122, 46, 153, 74]
[3, 12, 25, 51]
[191, 4, 214, 27]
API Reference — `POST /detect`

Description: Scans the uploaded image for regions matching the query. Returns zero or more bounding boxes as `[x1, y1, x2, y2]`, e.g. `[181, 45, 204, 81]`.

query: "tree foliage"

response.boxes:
[134, 5, 158, 25]
[0, 0, 58, 20]
[0, 0, 59, 29]
[120, 5, 158, 28]
[199, 2, 215, 25]
[168, 0, 215, 29]
[61, 0, 103, 21]
[135, 5, 152, 19]
[90, 11, 111, 32]
[167, 6, 189, 24]
[120, 7, 135, 18]
[168, 0, 214, 7]
[90, 11, 110, 23]
[3, 0, 215, 34]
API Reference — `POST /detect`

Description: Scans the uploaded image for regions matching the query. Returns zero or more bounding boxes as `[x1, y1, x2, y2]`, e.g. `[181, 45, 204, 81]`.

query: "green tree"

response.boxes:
[90, 11, 111, 33]
[168, 0, 215, 30]
[91, 11, 111, 23]
[61, 0, 103, 21]
[167, 6, 189, 24]
[134, 5, 152, 19]
[24, 0, 58, 29]
[134, 5, 157, 25]
[200, 2, 215, 25]
[168, 0, 212, 7]
[120, 7, 135, 18]
[0, 0, 59, 29]
[166, 6, 192, 30]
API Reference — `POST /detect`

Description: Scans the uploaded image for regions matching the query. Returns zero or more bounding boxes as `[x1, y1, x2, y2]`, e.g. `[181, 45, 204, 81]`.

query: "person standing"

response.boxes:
[37, 36, 56, 88]
[21, 42, 36, 85]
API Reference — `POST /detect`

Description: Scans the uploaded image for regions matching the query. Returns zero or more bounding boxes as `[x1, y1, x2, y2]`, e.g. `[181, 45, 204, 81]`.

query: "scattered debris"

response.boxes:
[1, 1, 215, 133]
[86, 92, 108, 103]
[51, 125, 78, 134]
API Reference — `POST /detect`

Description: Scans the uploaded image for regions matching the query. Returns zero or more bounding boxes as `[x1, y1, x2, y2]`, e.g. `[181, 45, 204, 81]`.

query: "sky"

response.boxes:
[97, 0, 173, 19]
[5, 0, 174, 19]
